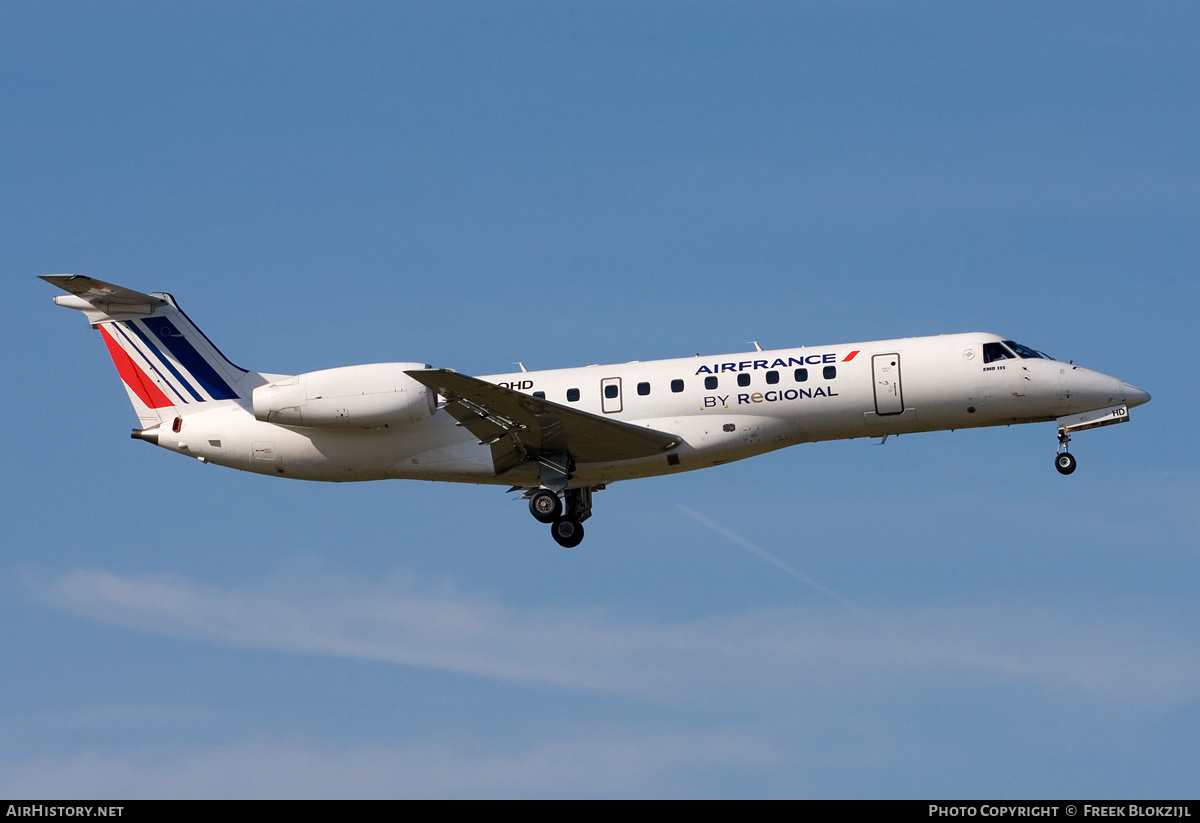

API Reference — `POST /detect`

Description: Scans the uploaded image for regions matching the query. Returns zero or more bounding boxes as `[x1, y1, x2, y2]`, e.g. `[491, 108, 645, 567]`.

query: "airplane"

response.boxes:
[42, 274, 1151, 548]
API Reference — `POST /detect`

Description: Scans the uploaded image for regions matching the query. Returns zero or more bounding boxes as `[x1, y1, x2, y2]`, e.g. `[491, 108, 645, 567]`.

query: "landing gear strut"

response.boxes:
[1055, 429, 1077, 475]
[550, 487, 594, 548]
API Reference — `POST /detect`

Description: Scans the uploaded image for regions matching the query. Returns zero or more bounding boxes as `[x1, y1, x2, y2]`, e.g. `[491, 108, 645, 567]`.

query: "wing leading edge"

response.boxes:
[405, 368, 681, 475]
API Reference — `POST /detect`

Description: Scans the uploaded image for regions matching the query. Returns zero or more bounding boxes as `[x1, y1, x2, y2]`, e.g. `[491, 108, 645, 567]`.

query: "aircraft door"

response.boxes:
[601, 377, 622, 414]
[872, 354, 904, 415]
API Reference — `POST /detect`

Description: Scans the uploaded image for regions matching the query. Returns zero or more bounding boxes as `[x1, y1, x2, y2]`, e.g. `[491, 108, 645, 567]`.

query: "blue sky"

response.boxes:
[3, 2, 1197, 798]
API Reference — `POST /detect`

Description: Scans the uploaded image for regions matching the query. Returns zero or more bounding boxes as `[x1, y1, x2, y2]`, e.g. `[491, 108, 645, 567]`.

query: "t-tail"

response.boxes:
[42, 275, 262, 433]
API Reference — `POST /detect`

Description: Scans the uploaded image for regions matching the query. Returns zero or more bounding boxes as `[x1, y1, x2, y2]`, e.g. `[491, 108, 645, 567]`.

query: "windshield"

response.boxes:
[1003, 340, 1055, 361]
[983, 342, 1016, 363]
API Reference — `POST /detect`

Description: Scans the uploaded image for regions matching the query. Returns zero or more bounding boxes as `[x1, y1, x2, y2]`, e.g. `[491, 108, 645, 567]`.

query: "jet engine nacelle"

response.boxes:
[252, 363, 435, 428]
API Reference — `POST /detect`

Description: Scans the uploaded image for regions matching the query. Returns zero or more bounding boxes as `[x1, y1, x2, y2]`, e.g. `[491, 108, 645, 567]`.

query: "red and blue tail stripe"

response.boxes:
[139, 316, 240, 400]
[98, 315, 245, 407]
[108, 321, 198, 405]
[98, 326, 175, 409]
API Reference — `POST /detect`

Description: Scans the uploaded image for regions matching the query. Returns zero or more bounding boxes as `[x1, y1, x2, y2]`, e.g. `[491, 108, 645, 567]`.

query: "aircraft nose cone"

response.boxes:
[1123, 383, 1151, 408]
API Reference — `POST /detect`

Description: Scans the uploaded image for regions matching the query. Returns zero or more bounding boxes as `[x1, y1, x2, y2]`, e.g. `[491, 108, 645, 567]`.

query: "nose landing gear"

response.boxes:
[1055, 429, 1077, 475]
[1053, 403, 1134, 476]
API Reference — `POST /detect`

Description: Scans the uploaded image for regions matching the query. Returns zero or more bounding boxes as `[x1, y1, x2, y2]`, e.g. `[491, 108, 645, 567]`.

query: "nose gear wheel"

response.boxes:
[1055, 429, 1077, 475]
[1055, 452, 1077, 475]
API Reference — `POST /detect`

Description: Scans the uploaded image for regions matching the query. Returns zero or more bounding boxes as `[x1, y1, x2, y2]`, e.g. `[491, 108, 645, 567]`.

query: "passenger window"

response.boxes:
[737, 373, 750, 387]
[704, 376, 718, 390]
[766, 370, 779, 384]
[823, 366, 836, 380]
[670, 379, 684, 393]
[794, 368, 808, 382]
[567, 388, 580, 402]
[604, 384, 618, 399]
[533, 391, 545, 399]
[637, 382, 650, 396]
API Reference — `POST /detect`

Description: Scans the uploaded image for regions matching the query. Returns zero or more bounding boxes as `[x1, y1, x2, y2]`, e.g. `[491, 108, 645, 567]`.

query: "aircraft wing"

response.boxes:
[405, 368, 681, 474]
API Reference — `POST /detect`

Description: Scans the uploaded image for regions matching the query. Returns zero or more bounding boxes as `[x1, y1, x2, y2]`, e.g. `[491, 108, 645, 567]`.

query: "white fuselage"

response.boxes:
[155, 332, 1147, 489]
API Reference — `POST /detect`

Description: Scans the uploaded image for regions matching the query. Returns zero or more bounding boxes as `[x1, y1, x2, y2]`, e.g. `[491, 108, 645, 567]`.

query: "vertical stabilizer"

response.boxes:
[42, 275, 257, 427]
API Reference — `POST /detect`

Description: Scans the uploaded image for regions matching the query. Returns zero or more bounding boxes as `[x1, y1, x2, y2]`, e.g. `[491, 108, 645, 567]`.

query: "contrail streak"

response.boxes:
[677, 505, 859, 609]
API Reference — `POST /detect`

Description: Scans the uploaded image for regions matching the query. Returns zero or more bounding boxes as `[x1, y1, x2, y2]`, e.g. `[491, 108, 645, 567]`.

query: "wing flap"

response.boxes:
[405, 369, 681, 467]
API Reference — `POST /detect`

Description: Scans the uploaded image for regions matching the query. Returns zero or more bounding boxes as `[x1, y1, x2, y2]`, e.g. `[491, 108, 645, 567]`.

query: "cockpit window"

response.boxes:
[982, 342, 1017, 363]
[1003, 340, 1054, 361]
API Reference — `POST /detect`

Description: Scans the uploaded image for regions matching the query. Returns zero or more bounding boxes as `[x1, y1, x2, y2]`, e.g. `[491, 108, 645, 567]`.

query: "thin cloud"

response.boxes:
[29, 568, 676, 694]
[23, 568, 1200, 708]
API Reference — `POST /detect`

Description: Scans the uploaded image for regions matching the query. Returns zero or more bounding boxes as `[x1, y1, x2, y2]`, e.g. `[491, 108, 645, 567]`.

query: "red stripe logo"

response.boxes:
[842, 350, 860, 362]
[99, 327, 173, 409]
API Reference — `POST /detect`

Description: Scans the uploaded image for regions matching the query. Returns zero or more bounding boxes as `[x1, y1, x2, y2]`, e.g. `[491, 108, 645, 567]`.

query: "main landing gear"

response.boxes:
[525, 486, 594, 548]
[1055, 429, 1077, 475]
[550, 515, 584, 548]
[528, 489, 562, 523]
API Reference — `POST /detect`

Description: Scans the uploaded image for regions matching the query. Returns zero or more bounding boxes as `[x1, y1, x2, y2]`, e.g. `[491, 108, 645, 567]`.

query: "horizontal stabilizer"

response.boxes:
[41, 274, 165, 323]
